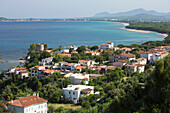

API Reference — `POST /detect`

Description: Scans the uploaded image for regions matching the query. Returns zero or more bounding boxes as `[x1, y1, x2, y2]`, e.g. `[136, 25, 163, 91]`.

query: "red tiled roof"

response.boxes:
[75, 66, 85, 69]
[118, 60, 127, 63]
[137, 51, 145, 54]
[135, 58, 146, 61]
[8, 96, 47, 107]
[15, 68, 26, 71]
[83, 78, 89, 80]
[108, 42, 112, 44]
[120, 53, 135, 58]
[80, 60, 90, 63]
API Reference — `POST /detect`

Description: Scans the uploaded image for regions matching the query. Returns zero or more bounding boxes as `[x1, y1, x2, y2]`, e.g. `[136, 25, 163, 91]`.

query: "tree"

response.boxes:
[91, 46, 99, 51]
[59, 45, 63, 51]
[28, 44, 36, 52]
[44, 44, 48, 50]
[77, 46, 86, 53]
[48, 105, 55, 113]
[145, 56, 170, 112]
[49, 89, 62, 103]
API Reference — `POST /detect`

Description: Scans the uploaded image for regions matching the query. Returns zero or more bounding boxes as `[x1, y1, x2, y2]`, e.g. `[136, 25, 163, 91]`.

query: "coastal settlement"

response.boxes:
[1, 42, 170, 113]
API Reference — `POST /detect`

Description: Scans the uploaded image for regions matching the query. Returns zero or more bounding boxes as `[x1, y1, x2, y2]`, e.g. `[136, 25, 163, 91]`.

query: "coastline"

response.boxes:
[120, 22, 168, 37]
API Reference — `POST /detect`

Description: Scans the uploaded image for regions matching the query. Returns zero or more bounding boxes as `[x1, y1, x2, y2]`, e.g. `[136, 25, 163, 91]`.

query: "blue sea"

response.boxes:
[0, 21, 165, 71]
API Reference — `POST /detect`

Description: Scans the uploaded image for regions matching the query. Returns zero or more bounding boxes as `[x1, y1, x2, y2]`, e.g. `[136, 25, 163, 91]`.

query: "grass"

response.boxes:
[48, 103, 82, 110]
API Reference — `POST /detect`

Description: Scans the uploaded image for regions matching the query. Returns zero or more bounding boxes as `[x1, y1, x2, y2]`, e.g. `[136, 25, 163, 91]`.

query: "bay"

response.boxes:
[0, 21, 164, 71]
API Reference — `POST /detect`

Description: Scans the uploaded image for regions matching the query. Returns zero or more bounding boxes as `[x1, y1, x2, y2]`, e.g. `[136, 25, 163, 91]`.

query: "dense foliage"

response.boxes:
[126, 22, 170, 34]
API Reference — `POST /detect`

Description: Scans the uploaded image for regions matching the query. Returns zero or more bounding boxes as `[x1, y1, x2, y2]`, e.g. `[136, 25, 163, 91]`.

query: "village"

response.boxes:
[2, 42, 170, 113]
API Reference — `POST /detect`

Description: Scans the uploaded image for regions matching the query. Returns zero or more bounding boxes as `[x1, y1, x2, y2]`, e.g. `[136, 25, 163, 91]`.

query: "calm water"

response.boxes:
[0, 21, 164, 71]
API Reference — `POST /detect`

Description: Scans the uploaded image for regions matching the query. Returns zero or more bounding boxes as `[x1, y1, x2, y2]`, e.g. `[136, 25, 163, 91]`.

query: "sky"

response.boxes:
[0, 0, 170, 18]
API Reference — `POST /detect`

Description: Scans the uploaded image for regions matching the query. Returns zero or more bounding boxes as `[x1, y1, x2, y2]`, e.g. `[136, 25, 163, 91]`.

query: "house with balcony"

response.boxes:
[125, 64, 145, 73]
[109, 53, 136, 62]
[62, 85, 94, 104]
[68, 73, 89, 85]
[99, 42, 114, 50]
[78, 60, 95, 67]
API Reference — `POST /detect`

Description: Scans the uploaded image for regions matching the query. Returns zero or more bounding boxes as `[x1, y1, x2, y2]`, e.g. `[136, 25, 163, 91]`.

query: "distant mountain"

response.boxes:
[93, 8, 170, 22]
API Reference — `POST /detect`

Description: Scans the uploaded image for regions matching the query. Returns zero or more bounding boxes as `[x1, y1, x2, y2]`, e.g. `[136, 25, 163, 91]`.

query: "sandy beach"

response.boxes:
[120, 23, 168, 37]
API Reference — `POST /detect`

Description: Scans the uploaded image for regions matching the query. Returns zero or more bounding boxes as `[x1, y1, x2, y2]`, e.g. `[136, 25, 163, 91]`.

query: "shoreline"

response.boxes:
[119, 22, 168, 37]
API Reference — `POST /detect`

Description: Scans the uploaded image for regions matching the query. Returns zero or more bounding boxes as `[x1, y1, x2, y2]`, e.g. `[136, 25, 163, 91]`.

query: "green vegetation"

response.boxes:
[0, 72, 71, 103]
[44, 56, 169, 113]
[126, 22, 170, 34]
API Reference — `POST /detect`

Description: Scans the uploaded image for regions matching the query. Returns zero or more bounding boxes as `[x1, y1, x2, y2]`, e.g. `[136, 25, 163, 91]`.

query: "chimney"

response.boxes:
[37, 93, 39, 97]
[33, 92, 36, 96]
[11, 100, 13, 104]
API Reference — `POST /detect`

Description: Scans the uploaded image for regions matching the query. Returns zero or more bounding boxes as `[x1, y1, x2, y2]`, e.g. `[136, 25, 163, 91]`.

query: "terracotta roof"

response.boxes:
[110, 47, 118, 49]
[119, 48, 131, 50]
[156, 52, 168, 55]
[35, 66, 45, 68]
[80, 60, 90, 63]
[75, 66, 85, 70]
[135, 58, 146, 61]
[126, 64, 144, 67]
[64, 63, 73, 66]
[108, 42, 112, 44]
[81, 88, 93, 93]
[15, 68, 26, 71]
[39, 69, 54, 74]
[137, 51, 145, 54]
[83, 78, 89, 80]
[145, 52, 153, 54]
[118, 60, 127, 63]
[101, 44, 106, 46]
[8, 96, 47, 107]
[120, 53, 135, 58]
[125, 64, 137, 67]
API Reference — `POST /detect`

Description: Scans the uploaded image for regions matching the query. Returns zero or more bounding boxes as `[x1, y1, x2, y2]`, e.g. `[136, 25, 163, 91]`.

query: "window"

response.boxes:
[38, 105, 40, 109]
[73, 92, 75, 95]
[41, 105, 43, 108]
[44, 104, 46, 107]
[41, 111, 43, 113]
[69, 92, 71, 94]
[44, 110, 46, 113]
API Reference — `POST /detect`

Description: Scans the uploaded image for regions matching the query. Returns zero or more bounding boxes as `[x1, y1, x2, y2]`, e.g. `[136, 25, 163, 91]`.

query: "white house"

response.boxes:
[64, 45, 78, 50]
[100, 42, 114, 50]
[29, 66, 45, 77]
[68, 73, 89, 85]
[78, 60, 95, 67]
[60, 49, 69, 53]
[109, 53, 136, 62]
[119, 47, 132, 52]
[39, 57, 53, 66]
[140, 52, 153, 61]
[84, 51, 100, 56]
[110, 47, 119, 51]
[62, 85, 94, 103]
[125, 64, 145, 73]
[150, 52, 169, 63]
[8, 93, 48, 113]
[134, 58, 147, 65]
